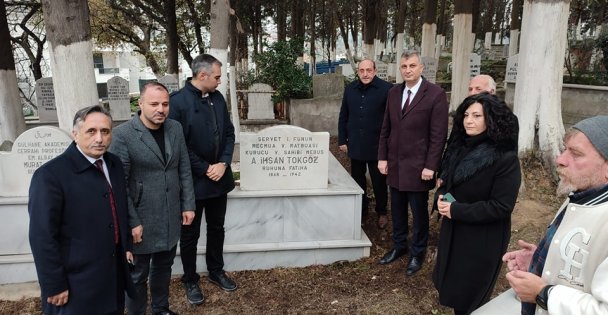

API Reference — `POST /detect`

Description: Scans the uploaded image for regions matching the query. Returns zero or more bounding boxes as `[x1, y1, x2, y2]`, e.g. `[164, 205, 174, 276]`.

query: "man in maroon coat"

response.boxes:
[377, 50, 449, 276]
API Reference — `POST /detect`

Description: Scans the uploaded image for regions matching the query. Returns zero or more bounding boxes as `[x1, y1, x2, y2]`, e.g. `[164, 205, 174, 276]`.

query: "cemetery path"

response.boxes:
[0, 137, 558, 315]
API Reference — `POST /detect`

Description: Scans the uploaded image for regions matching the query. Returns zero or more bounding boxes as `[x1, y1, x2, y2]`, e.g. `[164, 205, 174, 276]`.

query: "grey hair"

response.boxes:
[191, 54, 223, 77]
[72, 105, 112, 131]
[401, 50, 422, 63]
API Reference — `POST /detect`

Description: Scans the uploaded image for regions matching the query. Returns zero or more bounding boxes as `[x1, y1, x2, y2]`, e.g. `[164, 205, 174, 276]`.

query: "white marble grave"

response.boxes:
[107, 76, 131, 121]
[247, 83, 275, 120]
[376, 62, 389, 81]
[35, 77, 57, 122]
[240, 125, 329, 190]
[0, 127, 72, 284]
[422, 57, 439, 83]
[470, 53, 481, 78]
[505, 54, 518, 83]
[158, 75, 180, 94]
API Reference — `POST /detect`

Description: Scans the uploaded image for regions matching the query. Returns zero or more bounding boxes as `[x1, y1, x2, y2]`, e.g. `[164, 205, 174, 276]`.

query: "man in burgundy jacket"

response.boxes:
[378, 50, 449, 276]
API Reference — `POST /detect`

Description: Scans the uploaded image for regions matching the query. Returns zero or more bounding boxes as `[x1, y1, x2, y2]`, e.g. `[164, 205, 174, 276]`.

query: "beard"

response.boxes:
[556, 166, 605, 197]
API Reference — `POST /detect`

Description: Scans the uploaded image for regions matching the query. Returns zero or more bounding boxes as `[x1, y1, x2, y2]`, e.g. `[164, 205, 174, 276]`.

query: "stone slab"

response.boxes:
[0, 127, 72, 197]
[35, 77, 57, 122]
[312, 73, 344, 98]
[470, 53, 481, 78]
[158, 75, 180, 94]
[107, 76, 131, 120]
[422, 57, 438, 83]
[240, 125, 329, 190]
[247, 83, 275, 120]
[505, 54, 518, 83]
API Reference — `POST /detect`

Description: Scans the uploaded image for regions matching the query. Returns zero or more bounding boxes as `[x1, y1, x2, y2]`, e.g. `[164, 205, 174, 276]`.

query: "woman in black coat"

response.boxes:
[432, 93, 521, 315]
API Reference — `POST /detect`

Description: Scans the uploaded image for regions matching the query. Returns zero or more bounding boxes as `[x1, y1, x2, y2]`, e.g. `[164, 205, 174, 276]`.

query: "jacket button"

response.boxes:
[109, 224, 114, 229]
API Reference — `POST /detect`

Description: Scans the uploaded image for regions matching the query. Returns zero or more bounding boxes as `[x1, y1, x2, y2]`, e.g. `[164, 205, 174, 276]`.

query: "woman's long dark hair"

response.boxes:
[450, 92, 519, 151]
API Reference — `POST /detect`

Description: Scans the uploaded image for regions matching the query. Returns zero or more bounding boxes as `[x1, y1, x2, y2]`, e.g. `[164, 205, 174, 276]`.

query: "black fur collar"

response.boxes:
[440, 135, 505, 187]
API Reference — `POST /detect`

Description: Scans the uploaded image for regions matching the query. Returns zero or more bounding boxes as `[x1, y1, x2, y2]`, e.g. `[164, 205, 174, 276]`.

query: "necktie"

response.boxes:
[94, 159, 120, 244]
[402, 90, 412, 114]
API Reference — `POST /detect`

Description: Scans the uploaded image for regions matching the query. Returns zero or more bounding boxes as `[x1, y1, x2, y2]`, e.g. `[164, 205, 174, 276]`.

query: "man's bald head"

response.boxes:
[468, 75, 496, 96]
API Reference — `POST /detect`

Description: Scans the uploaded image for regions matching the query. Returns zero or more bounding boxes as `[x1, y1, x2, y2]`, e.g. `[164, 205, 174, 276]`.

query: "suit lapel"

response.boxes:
[133, 115, 166, 165]
[403, 80, 427, 117]
[164, 122, 174, 165]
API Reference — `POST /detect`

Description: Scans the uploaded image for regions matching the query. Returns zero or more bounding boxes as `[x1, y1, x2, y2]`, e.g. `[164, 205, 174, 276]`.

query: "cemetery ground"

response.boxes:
[0, 137, 561, 315]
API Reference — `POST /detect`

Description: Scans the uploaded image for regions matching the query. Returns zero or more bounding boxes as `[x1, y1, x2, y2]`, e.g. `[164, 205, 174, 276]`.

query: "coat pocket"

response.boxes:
[134, 181, 143, 208]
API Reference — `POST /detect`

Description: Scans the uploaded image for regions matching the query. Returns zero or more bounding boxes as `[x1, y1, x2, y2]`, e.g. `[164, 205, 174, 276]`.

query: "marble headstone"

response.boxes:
[470, 53, 481, 78]
[376, 62, 389, 81]
[421, 57, 438, 83]
[505, 54, 518, 83]
[158, 75, 179, 94]
[247, 83, 275, 120]
[107, 76, 131, 121]
[35, 77, 57, 122]
[240, 125, 329, 190]
[0, 126, 72, 197]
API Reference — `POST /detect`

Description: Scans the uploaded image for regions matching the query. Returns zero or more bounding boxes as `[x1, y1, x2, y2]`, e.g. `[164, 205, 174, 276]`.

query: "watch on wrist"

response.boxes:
[536, 285, 555, 310]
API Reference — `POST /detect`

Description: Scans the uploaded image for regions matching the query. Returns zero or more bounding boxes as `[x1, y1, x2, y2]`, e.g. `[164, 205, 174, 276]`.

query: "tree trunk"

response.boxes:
[421, 0, 437, 58]
[450, 0, 474, 111]
[210, 0, 230, 97]
[164, 0, 179, 78]
[363, 0, 377, 58]
[0, 0, 27, 144]
[41, 0, 99, 132]
[276, 0, 287, 42]
[437, 0, 447, 35]
[309, 0, 317, 75]
[514, 0, 569, 171]
[336, 10, 356, 73]
[509, 0, 523, 56]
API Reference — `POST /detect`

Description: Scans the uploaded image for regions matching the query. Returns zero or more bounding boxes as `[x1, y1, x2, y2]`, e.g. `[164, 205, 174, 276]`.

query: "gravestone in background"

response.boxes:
[470, 53, 481, 78]
[505, 54, 519, 83]
[35, 77, 57, 122]
[107, 76, 131, 121]
[312, 73, 344, 98]
[422, 57, 439, 83]
[158, 75, 179, 94]
[0, 126, 72, 197]
[247, 83, 275, 120]
[375, 62, 389, 81]
[240, 125, 329, 190]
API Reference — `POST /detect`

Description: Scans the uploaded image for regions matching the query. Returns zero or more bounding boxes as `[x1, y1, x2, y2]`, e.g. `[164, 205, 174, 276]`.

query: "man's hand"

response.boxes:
[378, 160, 388, 175]
[421, 168, 434, 181]
[339, 144, 348, 153]
[436, 178, 443, 188]
[47, 290, 69, 306]
[506, 270, 546, 303]
[126, 251, 133, 265]
[206, 163, 226, 182]
[132, 225, 143, 244]
[503, 240, 537, 272]
[182, 210, 195, 225]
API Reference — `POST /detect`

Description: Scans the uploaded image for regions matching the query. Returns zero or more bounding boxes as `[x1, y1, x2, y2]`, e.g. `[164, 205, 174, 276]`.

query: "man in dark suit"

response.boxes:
[378, 50, 449, 276]
[109, 82, 196, 315]
[338, 58, 393, 229]
[169, 54, 237, 305]
[29, 105, 134, 315]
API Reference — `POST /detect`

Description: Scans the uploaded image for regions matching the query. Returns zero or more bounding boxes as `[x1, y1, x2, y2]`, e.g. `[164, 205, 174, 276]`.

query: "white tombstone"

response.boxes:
[421, 57, 439, 83]
[247, 83, 275, 120]
[240, 125, 329, 190]
[158, 75, 180, 94]
[484, 32, 492, 50]
[470, 53, 481, 78]
[107, 76, 131, 121]
[505, 54, 518, 83]
[35, 77, 58, 122]
[375, 62, 389, 81]
[0, 126, 72, 197]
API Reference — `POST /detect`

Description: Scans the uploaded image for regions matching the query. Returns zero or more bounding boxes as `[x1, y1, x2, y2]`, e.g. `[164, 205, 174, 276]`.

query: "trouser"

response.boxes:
[389, 187, 429, 257]
[180, 195, 228, 283]
[350, 159, 388, 216]
[125, 246, 177, 315]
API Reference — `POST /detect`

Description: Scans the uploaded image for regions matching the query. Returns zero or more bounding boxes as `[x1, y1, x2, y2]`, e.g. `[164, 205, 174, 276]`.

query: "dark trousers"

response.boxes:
[350, 159, 387, 216]
[126, 246, 177, 315]
[180, 195, 228, 283]
[390, 187, 429, 257]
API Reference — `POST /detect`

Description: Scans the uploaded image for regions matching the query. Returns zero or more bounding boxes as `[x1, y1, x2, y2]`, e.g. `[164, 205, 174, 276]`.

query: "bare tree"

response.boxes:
[421, 0, 438, 57]
[450, 0, 474, 111]
[514, 0, 570, 171]
[41, 0, 99, 131]
[1, 0, 27, 144]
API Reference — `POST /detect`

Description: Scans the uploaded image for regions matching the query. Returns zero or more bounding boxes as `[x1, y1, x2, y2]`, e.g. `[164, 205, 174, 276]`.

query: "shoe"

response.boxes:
[208, 271, 238, 291]
[406, 256, 424, 276]
[183, 281, 204, 305]
[379, 247, 407, 265]
[154, 309, 179, 315]
[377, 215, 388, 229]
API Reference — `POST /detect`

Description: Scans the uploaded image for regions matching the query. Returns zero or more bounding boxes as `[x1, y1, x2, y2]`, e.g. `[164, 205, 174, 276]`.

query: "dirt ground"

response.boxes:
[0, 137, 562, 315]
